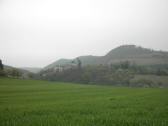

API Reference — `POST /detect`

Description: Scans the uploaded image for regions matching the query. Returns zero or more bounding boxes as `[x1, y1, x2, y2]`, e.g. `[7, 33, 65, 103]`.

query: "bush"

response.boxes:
[130, 79, 153, 87]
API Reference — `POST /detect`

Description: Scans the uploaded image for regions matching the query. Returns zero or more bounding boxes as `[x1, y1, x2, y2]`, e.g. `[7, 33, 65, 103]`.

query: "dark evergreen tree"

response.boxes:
[76, 58, 82, 69]
[0, 59, 3, 70]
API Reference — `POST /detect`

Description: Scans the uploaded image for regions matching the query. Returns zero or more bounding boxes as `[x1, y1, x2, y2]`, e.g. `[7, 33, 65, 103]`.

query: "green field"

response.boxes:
[0, 78, 168, 126]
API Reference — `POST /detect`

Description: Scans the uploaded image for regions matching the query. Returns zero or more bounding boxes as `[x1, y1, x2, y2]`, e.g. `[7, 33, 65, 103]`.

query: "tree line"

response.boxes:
[40, 59, 168, 87]
[1, 58, 168, 87]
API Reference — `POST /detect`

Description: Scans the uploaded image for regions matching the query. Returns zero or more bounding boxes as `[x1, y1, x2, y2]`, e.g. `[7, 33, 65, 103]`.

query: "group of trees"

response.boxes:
[40, 59, 168, 87]
[40, 60, 135, 86]
[0, 59, 34, 78]
[5, 68, 21, 78]
[0, 59, 20, 77]
[1, 57, 168, 87]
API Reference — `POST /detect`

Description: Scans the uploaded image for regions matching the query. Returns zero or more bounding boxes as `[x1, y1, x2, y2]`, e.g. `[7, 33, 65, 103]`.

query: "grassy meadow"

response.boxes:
[0, 77, 168, 126]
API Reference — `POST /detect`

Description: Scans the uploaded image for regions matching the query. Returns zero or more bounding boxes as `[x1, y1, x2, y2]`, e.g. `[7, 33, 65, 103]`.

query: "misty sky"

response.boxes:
[0, 0, 168, 67]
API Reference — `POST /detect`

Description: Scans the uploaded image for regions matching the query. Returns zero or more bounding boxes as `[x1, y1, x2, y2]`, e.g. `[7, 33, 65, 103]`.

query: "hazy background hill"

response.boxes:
[43, 45, 168, 70]
[21, 67, 42, 73]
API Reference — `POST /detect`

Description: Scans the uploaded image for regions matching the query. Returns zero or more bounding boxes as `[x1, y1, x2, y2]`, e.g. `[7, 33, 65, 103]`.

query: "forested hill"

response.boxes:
[44, 45, 168, 70]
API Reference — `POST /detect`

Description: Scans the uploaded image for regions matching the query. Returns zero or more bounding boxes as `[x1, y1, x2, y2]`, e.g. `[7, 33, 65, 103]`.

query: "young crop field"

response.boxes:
[0, 77, 168, 126]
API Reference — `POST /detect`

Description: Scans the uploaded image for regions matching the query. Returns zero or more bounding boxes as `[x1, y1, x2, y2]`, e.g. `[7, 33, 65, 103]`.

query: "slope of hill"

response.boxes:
[43, 45, 168, 70]
[76, 55, 102, 65]
[44, 59, 72, 70]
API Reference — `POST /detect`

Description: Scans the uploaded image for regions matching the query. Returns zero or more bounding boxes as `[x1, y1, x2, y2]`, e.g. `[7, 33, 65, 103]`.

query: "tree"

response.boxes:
[72, 58, 82, 70]
[76, 58, 82, 69]
[0, 59, 5, 76]
[120, 61, 130, 69]
[0, 59, 3, 70]
[11, 69, 20, 78]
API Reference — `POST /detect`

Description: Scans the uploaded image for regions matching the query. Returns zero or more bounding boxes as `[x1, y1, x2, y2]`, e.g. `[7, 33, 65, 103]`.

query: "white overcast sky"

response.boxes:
[0, 0, 168, 67]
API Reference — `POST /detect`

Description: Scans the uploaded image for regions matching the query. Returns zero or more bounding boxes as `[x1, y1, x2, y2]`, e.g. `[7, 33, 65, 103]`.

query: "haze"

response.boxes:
[0, 0, 168, 67]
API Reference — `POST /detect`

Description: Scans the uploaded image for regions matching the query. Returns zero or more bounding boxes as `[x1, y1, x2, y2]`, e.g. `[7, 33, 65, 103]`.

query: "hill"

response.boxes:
[21, 67, 42, 73]
[43, 45, 168, 70]
[103, 45, 168, 65]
